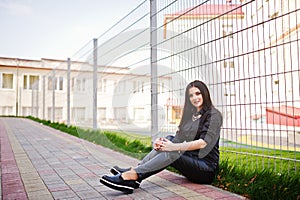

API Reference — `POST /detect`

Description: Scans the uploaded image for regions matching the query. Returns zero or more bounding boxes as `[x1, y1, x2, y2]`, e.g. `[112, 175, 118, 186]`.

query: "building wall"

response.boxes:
[0, 57, 164, 127]
[162, 1, 299, 130]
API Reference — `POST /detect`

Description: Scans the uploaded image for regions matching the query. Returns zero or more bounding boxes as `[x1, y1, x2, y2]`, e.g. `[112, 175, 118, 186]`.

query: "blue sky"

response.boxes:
[0, 0, 144, 60]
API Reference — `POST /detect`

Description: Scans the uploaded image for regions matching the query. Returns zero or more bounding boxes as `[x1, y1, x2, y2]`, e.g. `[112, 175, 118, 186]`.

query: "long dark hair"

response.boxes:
[179, 80, 213, 127]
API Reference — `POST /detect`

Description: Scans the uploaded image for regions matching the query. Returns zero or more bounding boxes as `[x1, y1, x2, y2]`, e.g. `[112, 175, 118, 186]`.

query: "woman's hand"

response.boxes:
[154, 137, 208, 152]
[154, 137, 176, 151]
[153, 137, 162, 150]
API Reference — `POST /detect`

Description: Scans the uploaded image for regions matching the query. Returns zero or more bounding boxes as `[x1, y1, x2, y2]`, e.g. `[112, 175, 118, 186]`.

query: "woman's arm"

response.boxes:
[155, 138, 207, 152]
[176, 139, 207, 151]
[156, 109, 222, 152]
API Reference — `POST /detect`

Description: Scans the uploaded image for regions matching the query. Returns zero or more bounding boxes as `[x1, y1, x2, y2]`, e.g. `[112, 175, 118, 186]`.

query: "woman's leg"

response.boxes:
[138, 149, 160, 165]
[139, 135, 175, 165]
[100, 151, 215, 194]
[134, 151, 181, 180]
[171, 152, 216, 184]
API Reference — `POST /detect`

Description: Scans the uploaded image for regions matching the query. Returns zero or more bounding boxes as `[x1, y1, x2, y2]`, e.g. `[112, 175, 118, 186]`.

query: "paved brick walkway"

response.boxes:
[0, 118, 245, 200]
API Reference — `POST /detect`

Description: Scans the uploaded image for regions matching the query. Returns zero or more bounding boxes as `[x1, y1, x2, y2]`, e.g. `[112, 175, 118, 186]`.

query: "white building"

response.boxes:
[163, 3, 245, 127]
[163, 1, 300, 131]
[240, 0, 300, 128]
[0, 57, 171, 129]
[1, 0, 299, 137]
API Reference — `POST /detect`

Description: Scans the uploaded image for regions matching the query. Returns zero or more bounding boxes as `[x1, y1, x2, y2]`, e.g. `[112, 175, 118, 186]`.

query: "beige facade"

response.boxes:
[0, 57, 172, 128]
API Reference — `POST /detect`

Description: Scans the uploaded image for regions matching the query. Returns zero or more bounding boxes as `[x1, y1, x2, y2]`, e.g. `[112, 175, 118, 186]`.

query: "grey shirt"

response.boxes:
[173, 107, 223, 167]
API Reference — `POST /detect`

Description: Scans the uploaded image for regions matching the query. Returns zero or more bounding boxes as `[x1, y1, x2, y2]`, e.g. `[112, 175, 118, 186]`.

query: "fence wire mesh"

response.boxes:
[1, 0, 299, 174]
[153, 0, 300, 174]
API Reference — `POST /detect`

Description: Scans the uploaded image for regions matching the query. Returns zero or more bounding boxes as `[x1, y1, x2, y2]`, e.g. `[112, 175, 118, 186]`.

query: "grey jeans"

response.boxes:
[134, 144, 217, 184]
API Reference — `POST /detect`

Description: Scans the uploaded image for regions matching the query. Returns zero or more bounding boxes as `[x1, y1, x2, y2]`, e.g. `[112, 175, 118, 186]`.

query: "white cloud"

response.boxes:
[0, 1, 32, 16]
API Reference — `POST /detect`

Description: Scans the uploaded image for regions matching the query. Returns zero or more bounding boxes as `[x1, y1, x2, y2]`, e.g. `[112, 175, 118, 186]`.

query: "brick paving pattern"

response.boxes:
[0, 118, 245, 200]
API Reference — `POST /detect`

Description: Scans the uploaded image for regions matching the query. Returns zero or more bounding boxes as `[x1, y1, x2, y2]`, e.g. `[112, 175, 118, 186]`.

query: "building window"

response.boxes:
[82, 79, 86, 91]
[48, 107, 63, 121]
[158, 82, 165, 94]
[115, 80, 126, 94]
[71, 107, 85, 121]
[172, 106, 182, 124]
[222, 30, 233, 38]
[141, 81, 144, 93]
[133, 81, 137, 93]
[134, 108, 144, 121]
[224, 82, 236, 97]
[72, 78, 86, 92]
[59, 77, 63, 90]
[269, 12, 279, 19]
[48, 76, 56, 90]
[133, 80, 144, 93]
[222, 24, 233, 28]
[24, 75, 39, 90]
[113, 107, 126, 122]
[98, 107, 106, 121]
[1, 73, 13, 89]
[22, 107, 31, 116]
[160, 82, 165, 93]
[257, 5, 263, 12]
[222, 24, 233, 38]
[76, 79, 81, 91]
[48, 76, 63, 91]
[24, 75, 27, 89]
[0, 106, 13, 115]
[224, 61, 235, 68]
[21, 106, 38, 116]
[98, 78, 107, 93]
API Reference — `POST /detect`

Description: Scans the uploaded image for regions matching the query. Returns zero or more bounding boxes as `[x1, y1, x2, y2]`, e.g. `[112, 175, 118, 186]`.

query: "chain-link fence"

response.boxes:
[1, 0, 299, 174]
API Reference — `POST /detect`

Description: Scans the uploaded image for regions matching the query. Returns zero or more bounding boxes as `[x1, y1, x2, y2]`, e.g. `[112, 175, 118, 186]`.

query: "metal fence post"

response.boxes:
[150, 0, 158, 142]
[15, 58, 19, 116]
[93, 38, 98, 130]
[67, 58, 71, 126]
[52, 69, 55, 122]
[42, 75, 45, 119]
[31, 85, 34, 116]
[35, 82, 38, 117]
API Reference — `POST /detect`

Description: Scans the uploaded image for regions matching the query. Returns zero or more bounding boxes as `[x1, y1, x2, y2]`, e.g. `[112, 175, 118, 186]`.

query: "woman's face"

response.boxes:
[189, 86, 203, 112]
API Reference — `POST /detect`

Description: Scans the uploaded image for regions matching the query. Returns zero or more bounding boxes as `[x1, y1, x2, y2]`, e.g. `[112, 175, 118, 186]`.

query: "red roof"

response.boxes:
[166, 4, 244, 17]
[266, 106, 300, 118]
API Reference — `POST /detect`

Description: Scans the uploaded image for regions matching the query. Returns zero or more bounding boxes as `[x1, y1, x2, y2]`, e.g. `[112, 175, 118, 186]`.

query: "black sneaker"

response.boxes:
[100, 174, 135, 194]
[110, 166, 131, 175]
[110, 166, 141, 188]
